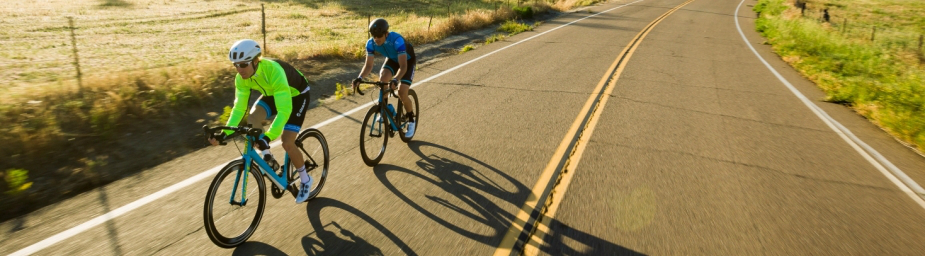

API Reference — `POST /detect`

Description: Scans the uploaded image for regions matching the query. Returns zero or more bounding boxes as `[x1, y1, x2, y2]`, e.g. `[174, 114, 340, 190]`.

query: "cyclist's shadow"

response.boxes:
[372, 140, 533, 246]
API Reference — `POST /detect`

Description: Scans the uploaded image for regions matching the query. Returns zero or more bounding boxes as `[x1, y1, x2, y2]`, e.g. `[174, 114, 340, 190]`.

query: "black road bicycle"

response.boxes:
[356, 80, 419, 166]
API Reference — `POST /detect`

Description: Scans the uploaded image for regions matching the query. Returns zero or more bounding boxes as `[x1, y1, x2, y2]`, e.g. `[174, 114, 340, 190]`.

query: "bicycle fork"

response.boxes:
[229, 167, 249, 206]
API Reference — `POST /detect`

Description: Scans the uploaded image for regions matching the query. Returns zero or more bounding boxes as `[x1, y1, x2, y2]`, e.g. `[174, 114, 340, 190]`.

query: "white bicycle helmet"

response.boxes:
[228, 39, 261, 63]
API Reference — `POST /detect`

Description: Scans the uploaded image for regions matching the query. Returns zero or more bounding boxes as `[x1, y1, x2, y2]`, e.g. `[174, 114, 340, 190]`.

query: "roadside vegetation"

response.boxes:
[753, 0, 925, 153]
[0, 0, 604, 221]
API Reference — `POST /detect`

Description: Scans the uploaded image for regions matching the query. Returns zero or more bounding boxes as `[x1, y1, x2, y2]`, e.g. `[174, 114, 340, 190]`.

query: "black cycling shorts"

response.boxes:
[252, 91, 310, 133]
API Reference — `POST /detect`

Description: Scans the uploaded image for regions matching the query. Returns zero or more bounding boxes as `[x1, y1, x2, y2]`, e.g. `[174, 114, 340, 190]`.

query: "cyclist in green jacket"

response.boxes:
[208, 39, 314, 204]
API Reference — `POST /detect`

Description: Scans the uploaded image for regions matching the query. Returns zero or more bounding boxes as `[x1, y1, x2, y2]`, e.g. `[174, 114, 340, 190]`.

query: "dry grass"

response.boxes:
[0, 0, 605, 220]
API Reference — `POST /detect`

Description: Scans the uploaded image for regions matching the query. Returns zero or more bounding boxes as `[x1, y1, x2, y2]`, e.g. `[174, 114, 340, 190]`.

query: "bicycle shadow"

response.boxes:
[539, 218, 645, 255]
[231, 241, 286, 256]
[371, 140, 532, 246]
[300, 197, 416, 256]
[228, 197, 412, 255]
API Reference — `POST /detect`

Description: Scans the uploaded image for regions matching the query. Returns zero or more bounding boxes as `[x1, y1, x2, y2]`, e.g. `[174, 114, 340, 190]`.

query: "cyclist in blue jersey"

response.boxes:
[352, 18, 417, 137]
[208, 39, 314, 204]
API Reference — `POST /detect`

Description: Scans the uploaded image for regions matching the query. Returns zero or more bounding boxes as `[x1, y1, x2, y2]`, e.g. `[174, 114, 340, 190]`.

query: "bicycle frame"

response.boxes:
[369, 83, 404, 135]
[229, 135, 292, 206]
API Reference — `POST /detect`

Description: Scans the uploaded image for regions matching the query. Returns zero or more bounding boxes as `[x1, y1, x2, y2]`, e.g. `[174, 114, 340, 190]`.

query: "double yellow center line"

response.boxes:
[493, 0, 696, 255]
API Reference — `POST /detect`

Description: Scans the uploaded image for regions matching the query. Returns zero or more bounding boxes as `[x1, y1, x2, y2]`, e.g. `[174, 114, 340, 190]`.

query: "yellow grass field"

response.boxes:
[1, 0, 548, 101]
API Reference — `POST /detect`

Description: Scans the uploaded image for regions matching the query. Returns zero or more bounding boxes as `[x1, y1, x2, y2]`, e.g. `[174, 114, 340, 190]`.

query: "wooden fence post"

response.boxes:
[842, 18, 847, 34]
[919, 35, 923, 52]
[919, 34, 924, 64]
[67, 17, 82, 94]
[871, 26, 876, 42]
[261, 4, 267, 55]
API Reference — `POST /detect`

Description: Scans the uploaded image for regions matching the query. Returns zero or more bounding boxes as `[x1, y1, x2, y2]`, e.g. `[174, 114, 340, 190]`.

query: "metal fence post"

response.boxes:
[67, 17, 82, 94]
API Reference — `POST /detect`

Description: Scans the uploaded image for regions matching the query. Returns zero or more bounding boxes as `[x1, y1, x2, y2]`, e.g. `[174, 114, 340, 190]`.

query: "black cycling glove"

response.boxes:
[255, 134, 271, 151]
[352, 77, 364, 95]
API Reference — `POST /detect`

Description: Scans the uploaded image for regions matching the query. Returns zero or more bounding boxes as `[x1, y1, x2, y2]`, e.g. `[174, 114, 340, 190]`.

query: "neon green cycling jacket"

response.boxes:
[225, 59, 304, 140]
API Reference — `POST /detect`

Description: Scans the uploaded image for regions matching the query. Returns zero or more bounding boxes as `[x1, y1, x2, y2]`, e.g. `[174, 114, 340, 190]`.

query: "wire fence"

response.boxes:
[2, 0, 530, 95]
[790, 0, 925, 62]
[3, 6, 264, 94]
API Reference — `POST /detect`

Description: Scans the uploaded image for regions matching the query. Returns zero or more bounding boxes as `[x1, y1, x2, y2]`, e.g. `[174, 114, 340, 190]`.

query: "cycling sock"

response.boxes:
[406, 111, 415, 122]
[298, 165, 309, 183]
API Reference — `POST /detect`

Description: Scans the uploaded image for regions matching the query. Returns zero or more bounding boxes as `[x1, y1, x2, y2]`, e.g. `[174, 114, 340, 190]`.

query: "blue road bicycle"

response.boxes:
[201, 125, 329, 248]
[357, 80, 419, 166]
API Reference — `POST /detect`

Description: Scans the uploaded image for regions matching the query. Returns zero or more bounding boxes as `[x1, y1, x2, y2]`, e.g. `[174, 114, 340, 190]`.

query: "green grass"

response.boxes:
[460, 44, 476, 53]
[499, 20, 534, 35]
[754, 0, 925, 151]
[485, 34, 507, 44]
[3, 169, 33, 196]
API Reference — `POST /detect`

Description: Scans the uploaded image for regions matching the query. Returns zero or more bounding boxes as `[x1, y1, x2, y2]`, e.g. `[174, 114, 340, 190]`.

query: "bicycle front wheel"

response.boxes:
[360, 105, 387, 166]
[397, 89, 419, 143]
[203, 160, 266, 248]
[293, 128, 329, 200]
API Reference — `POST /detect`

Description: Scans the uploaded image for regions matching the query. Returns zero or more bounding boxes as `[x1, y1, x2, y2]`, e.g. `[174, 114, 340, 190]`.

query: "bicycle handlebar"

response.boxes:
[202, 125, 263, 146]
[357, 81, 389, 86]
[357, 80, 398, 97]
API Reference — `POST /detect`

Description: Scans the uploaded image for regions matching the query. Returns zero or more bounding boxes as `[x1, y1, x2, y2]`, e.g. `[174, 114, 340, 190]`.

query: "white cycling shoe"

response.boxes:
[295, 176, 314, 204]
[405, 121, 416, 138]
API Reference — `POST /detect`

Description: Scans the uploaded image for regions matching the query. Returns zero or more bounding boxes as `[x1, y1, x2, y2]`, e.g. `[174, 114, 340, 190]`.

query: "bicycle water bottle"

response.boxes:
[386, 104, 396, 115]
[264, 153, 280, 172]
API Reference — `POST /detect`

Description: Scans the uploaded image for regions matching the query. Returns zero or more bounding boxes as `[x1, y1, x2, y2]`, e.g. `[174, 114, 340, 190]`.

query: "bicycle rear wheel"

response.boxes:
[292, 128, 329, 200]
[397, 89, 419, 143]
[203, 159, 266, 248]
[360, 105, 388, 166]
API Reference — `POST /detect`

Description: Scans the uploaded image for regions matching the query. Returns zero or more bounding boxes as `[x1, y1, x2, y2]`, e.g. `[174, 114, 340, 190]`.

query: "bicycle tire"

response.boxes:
[360, 105, 387, 166]
[203, 159, 266, 248]
[397, 89, 419, 143]
[293, 128, 329, 200]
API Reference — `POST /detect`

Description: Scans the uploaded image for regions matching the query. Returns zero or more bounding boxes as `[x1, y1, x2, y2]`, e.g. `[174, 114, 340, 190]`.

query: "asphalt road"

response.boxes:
[4, 0, 925, 255]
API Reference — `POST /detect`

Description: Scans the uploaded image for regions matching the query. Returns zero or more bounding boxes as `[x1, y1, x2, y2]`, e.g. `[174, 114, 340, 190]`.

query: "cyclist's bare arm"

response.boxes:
[358, 55, 375, 79]
[394, 53, 408, 80]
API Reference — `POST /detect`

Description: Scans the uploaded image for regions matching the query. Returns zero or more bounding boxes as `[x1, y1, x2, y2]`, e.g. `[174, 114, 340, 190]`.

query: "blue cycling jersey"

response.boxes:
[366, 32, 413, 60]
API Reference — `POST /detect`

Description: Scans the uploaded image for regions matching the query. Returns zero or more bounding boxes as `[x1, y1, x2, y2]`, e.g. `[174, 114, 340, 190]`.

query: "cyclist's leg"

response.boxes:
[281, 91, 309, 170]
[379, 59, 395, 95]
[284, 92, 313, 203]
[397, 61, 416, 117]
[281, 131, 302, 167]
[248, 96, 274, 128]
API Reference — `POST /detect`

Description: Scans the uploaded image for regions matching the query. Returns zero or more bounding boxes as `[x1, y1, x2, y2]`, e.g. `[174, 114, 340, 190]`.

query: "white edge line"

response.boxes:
[9, 1, 646, 255]
[9, 167, 220, 256]
[734, 0, 925, 208]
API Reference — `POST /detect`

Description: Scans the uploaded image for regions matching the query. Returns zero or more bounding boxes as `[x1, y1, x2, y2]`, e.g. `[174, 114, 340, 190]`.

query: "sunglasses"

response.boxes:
[233, 62, 250, 68]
